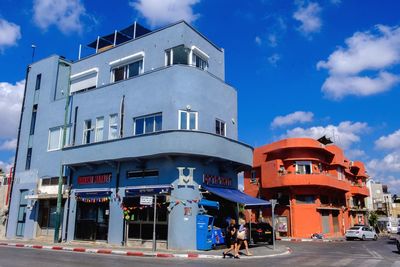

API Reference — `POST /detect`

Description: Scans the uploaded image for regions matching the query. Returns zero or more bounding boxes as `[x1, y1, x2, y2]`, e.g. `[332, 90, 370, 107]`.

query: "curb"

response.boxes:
[0, 242, 292, 259]
[277, 237, 345, 242]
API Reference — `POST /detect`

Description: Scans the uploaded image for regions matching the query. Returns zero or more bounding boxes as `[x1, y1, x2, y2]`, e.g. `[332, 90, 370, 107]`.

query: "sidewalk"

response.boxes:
[0, 239, 291, 259]
[277, 237, 345, 242]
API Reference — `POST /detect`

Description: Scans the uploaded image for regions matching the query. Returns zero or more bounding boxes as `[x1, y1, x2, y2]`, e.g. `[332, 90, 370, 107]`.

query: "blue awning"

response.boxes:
[125, 184, 171, 197]
[198, 199, 220, 209]
[202, 185, 270, 208]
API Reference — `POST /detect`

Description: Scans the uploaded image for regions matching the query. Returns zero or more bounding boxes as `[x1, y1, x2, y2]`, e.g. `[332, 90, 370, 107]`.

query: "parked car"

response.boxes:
[249, 222, 273, 244]
[345, 226, 378, 241]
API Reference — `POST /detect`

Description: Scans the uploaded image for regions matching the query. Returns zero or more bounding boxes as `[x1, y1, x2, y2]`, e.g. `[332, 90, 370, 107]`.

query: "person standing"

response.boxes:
[236, 217, 252, 257]
[223, 219, 237, 258]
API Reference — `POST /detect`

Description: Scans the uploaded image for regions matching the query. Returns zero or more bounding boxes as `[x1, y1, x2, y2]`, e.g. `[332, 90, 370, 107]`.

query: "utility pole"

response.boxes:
[54, 60, 71, 243]
[271, 199, 278, 250]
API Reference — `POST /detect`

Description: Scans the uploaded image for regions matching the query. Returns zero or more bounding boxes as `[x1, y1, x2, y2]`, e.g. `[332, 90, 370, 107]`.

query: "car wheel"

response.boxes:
[373, 235, 378, 241]
[346, 237, 351, 241]
[362, 235, 366, 241]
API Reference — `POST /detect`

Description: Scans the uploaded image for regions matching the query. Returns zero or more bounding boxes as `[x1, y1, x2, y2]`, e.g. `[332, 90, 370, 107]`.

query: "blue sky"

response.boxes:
[1, 0, 400, 193]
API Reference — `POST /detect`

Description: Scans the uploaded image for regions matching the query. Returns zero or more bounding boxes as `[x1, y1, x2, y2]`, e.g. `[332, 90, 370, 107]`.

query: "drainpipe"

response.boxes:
[54, 60, 72, 243]
[6, 65, 31, 234]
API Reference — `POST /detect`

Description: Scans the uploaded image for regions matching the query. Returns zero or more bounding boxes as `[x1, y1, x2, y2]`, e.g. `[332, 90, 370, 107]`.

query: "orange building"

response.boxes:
[244, 137, 370, 238]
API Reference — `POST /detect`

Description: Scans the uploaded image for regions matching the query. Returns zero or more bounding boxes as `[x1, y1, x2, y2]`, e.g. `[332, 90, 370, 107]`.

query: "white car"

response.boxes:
[345, 226, 378, 241]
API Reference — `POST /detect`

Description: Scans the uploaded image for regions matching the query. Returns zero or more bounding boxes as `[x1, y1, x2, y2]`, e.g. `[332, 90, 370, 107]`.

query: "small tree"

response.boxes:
[368, 211, 378, 228]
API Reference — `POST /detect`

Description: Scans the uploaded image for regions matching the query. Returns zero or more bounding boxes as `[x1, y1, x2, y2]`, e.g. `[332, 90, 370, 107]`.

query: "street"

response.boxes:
[0, 237, 399, 267]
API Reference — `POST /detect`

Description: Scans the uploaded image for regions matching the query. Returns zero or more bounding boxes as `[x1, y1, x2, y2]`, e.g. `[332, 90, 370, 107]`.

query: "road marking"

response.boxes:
[362, 259, 382, 267]
[331, 258, 354, 266]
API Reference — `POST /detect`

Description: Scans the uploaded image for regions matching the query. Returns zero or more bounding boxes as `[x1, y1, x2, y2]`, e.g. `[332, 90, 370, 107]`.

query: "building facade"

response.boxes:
[6, 21, 254, 250]
[244, 138, 370, 238]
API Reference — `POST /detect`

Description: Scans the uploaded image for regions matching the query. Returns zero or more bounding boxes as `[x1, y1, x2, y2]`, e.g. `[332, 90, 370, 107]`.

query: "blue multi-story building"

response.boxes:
[7, 21, 263, 250]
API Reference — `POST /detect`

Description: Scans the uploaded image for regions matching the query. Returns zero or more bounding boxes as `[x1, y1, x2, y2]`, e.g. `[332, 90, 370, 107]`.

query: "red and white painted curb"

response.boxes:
[276, 237, 345, 242]
[0, 242, 291, 259]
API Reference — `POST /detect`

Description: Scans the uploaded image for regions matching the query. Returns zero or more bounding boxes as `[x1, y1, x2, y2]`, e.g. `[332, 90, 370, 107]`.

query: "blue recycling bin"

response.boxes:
[212, 227, 225, 246]
[196, 214, 214, 250]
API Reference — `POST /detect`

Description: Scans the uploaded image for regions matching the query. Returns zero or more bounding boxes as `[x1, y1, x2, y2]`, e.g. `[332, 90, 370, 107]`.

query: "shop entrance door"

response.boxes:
[75, 202, 109, 241]
[321, 211, 330, 233]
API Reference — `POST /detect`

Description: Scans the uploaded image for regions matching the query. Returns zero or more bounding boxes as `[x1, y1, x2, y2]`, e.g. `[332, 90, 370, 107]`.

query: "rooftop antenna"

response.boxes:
[31, 44, 36, 63]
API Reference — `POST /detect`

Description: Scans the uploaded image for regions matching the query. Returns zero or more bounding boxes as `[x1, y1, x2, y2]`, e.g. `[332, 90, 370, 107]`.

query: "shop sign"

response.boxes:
[77, 173, 112, 185]
[140, 196, 154, 205]
[177, 167, 195, 186]
[203, 174, 232, 187]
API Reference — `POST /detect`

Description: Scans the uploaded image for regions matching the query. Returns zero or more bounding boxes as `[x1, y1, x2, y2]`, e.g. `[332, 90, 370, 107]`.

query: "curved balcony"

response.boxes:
[350, 185, 370, 197]
[62, 130, 252, 167]
[265, 173, 351, 192]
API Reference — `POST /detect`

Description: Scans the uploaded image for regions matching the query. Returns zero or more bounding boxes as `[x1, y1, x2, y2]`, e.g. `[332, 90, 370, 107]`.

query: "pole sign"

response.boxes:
[140, 196, 154, 206]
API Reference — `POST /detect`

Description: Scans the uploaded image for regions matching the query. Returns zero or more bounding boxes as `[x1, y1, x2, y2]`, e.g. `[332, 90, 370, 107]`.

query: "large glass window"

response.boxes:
[48, 126, 71, 150]
[192, 53, 208, 70]
[295, 161, 312, 174]
[95, 117, 104, 142]
[108, 114, 119, 140]
[179, 110, 197, 130]
[215, 119, 226, 136]
[83, 120, 92, 144]
[112, 59, 143, 82]
[134, 113, 162, 135]
[165, 45, 189, 66]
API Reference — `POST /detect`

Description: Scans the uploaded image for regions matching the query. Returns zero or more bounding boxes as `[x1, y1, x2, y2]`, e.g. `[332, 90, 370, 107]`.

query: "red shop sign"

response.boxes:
[78, 173, 112, 185]
[203, 174, 232, 187]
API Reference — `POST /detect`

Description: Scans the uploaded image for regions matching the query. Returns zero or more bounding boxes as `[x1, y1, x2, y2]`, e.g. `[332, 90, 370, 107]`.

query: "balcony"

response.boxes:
[350, 185, 370, 197]
[265, 172, 351, 192]
[62, 130, 252, 167]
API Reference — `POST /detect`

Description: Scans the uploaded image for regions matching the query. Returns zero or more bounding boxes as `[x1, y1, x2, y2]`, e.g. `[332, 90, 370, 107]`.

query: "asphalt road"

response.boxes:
[0, 237, 399, 267]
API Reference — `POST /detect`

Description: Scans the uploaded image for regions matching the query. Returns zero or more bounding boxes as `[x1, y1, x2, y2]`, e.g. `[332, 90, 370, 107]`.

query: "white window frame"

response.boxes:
[295, 161, 312, 174]
[47, 126, 71, 151]
[83, 120, 92, 145]
[190, 46, 209, 70]
[108, 114, 119, 140]
[133, 113, 162, 136]
[95, 116, 104, 142]
[215, 119, 226, 136]
[109, 52, 145, 83]
[178, 110, 198, 130]
[111, 59, 143, 82]
[70, 68, 98, 94]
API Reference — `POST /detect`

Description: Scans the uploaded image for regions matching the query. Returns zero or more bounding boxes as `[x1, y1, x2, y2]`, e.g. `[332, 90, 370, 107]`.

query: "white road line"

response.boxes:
[362, 259, 382, 267]
[331, 258, 354, 266]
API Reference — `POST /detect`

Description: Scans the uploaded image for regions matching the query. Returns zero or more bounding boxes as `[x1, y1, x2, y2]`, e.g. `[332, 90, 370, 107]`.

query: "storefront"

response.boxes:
[122, 185, 170, 248]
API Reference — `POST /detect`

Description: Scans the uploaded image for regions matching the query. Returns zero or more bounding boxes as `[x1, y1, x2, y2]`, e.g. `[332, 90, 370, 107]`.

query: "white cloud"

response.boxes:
[130, 0, 200, 27]
[0, 139, 17, 151]
[321, 71, 400, 100]
[346, 149, 366, 160]
[317, 25, 400, 99]
[293, 2, 322, 36]
[281, 121, 368, 149]
[268, 53, 281, 67]
[0, 18, 21, 50]
[375, 129, 400, 150]
[33, 0, 87, 34]
[255, 36, 262, 46]
[368, 151, 400, 173]
[0, 160, 13, 173]
[0, 80, 24, 138]
[271, 111, 313, 128]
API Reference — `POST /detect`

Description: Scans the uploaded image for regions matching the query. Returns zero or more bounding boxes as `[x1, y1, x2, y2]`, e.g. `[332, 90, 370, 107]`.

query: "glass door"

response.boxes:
[16, 190, 29, 237]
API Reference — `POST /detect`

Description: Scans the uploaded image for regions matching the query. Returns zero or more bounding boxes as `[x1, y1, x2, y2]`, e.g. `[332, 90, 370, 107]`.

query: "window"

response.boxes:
[30, 104, 38, 135]
[134, 113, 162, 135]
[250, 170, 257, 184]
[112, 60, 143, 82]
[95, 117, 104, 142]
[127, 169, 159, 178]
[179, 110, 197, 130]
[296, 195, 315, 204]
[25, 148, 32, 170]
[337, 167, 344, 180]
[35, 74, 41, 90]
[41, 177, 67, 186]
[165, 45, 189, 66]
[83, 120, 92, 144]
[70, 69, 98, 94]
[295, 161, 312, 174]
[215, 119, 226, 136]
[48, 126, 71, 150]
[192, 53, 208, 70]
[108, 114, 119, 140]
